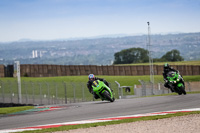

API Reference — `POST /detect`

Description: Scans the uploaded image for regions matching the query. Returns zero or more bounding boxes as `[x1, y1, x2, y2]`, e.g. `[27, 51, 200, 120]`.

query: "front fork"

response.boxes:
[103, 85, 113, 99]
[168, 83, 175, 92]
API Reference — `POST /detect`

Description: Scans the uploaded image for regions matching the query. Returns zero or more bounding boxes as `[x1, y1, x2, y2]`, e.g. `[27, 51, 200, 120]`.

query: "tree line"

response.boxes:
[113, 48, 184, 64]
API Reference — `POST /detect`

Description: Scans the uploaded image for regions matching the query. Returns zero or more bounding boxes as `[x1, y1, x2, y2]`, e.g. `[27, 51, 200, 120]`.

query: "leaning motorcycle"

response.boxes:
[166, 71, 186, 95]
[92, 80, 115, 102]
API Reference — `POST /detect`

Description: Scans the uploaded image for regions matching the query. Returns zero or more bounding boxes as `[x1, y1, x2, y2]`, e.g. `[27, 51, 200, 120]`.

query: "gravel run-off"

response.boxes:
[54, 114, 200, 133]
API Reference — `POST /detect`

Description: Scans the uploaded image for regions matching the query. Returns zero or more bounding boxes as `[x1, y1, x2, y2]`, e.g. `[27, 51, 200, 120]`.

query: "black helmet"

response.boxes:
[164, 63, 170, 69]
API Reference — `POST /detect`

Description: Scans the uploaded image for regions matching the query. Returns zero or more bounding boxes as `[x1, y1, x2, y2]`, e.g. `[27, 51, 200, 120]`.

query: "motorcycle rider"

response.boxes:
[163, 63, 179, 92]
[87, 74, 110, 99]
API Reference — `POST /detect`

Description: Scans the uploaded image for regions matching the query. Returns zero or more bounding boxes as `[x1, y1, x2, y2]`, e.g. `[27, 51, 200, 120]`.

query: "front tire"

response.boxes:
[102, 91, 114, 102]
[179, 86, 186, 95]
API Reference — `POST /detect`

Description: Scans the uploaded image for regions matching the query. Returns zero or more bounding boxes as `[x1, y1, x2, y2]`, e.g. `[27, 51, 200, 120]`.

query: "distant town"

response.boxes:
[0, 32, 199, 65]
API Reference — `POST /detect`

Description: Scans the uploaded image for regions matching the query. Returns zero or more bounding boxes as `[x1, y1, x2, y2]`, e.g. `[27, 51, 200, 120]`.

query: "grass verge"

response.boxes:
[0, 106, 34, 115]
[1, 75, 200, 86]
[20, 111, 200, 133]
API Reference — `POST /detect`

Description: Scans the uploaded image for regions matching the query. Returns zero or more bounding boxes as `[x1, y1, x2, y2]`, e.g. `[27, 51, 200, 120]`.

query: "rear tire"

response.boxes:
[102, 91, 114, 102]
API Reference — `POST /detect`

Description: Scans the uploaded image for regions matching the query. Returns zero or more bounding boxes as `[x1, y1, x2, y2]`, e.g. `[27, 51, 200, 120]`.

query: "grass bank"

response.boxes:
[0, 106, 34, 115]
[1, 75, 200, 86]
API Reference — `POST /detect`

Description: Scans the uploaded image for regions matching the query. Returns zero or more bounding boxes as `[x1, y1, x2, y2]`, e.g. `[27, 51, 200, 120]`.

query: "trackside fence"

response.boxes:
[0, 80, 118, 105]
[0, 80, 200, 105]
[114, 81, 200, 98]
[133, 80, 200, 97]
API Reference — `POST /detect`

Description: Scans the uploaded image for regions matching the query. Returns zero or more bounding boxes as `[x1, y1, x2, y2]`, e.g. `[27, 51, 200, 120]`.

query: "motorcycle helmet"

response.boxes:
[164, 63, 170, 69]
[88, 74, 95, 80]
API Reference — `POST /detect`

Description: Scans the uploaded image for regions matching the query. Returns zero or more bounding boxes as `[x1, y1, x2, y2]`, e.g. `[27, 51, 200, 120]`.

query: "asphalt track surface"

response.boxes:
[0, 93, 200, 130]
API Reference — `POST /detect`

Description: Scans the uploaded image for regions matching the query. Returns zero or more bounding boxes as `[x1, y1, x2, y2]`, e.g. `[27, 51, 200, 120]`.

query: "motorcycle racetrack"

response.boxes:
[0, 93, 200, 132]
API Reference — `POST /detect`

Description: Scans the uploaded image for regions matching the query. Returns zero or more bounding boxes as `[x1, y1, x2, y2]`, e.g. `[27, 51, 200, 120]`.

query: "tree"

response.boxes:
[113, 48, 149, 64]
[161, 49, 184, 62]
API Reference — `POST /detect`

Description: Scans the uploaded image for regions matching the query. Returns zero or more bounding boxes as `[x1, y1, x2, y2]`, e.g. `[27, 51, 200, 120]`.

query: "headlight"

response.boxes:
[174, 81, 176, 83]
[177, 79, 180, 81]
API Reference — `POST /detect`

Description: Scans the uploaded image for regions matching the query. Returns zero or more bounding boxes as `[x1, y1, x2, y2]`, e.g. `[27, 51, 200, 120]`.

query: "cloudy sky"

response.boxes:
[0, 0, 200, 42]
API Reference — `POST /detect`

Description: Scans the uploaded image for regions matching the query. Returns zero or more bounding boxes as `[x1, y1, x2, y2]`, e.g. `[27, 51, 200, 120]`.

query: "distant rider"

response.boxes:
[163, 63, 180, 92]
[87, 74, 110, 99]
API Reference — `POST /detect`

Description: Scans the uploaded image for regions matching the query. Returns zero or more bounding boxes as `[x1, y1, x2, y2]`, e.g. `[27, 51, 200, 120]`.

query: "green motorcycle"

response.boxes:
[166, 71, 186, 95]
[92, 80, 115, 102]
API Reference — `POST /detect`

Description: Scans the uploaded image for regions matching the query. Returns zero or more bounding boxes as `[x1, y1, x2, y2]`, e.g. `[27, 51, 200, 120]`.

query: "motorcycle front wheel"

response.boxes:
[179, 86, 186, 95]
[102, 91, 114, 102]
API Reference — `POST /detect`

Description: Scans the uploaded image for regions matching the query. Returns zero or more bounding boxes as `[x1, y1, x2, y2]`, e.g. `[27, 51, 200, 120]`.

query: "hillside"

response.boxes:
[0, 32, 199, 65]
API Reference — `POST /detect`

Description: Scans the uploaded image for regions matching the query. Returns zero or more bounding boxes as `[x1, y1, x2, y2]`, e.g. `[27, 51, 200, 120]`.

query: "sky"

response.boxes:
[0, 0, 200, 42]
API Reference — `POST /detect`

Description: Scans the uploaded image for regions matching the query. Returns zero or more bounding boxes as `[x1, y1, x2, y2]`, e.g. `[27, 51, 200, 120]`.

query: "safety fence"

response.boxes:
[0, 80, 119, 105]
[0, 80, 200, 105]
[133, 81, 200, 97]
[114, 81, 200, 98]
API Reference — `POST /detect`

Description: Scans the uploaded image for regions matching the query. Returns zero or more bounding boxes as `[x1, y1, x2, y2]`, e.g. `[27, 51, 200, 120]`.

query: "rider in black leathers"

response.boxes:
[87, 74, 110, 99]
[163, 63, 179, 92]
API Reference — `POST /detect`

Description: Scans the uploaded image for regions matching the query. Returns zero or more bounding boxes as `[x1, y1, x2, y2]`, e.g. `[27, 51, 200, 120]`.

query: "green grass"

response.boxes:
[19, 111, 200, 133]
[0, 106, 34, 115]
[1, 75, 200, 86]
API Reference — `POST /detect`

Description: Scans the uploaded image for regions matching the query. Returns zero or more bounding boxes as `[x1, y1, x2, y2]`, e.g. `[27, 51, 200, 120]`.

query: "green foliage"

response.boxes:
[114, 48, 185, 64]
[161, 49, 184, 62]
[114, 47, 149, 64]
